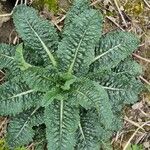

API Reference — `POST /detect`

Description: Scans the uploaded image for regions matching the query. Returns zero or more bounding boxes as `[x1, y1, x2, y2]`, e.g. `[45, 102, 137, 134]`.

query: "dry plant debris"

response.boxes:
[0, 0, 150, 149]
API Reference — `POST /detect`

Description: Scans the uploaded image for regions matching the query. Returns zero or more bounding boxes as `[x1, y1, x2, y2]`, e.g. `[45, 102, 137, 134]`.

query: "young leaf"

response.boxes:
[57, 9, 103, 74]
[44, 100, 79, 150]
[41, 88, 63, 106]
[15, 44, 32, 70]
[13, 5, 58, 67]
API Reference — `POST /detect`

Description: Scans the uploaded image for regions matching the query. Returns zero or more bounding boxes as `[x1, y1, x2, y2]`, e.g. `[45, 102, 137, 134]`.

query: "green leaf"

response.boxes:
[92, 31, 140, 70]
[15, 44, 32, 70]
[72, 79, 114, 129]
[0, 80, 43, 115]
[0, 44, 15, 69]
[0, 44, 20, 78]
[33, 126, 46, 150]
[28, 108, 44, 126]
[90, 72, 143, 111]
[57, 9, 103, 74]
[76, 109, 100, 150]
[23, 45, 47, 66]
[14, 147, 27, 150]
[41, 88, 63, 107]
[44, 100, 79, 150]
[127, 144, 144, 150]
[13, 5, 58, 67]
[113, 58, 143, 76]
[23, 66, 57, 92]
[64, 0, 90, 29]
[60, 74, 77, 90]
[7, 108, 40, 148]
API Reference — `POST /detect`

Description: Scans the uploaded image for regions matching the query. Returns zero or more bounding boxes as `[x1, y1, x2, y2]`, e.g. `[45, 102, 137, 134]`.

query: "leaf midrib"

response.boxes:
[26, 19, 57, 67]
[13, 107, 38, 141]
[68, 12, 97, 74]
[0, 54, 14, 60]
[8, 89, 34, 99]
[92, 44, 121, 63]
[76, 89, 99, 110]
[59, 100, 63, 150]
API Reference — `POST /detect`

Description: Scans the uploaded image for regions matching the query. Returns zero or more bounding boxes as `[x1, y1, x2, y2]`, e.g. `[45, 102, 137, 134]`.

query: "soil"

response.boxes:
[0, 0, 149, 150]
[0, 1, 16, 44]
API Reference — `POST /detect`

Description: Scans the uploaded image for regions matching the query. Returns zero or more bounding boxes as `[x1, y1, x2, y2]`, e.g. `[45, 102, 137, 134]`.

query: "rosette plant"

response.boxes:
[0, 0, 143, 149]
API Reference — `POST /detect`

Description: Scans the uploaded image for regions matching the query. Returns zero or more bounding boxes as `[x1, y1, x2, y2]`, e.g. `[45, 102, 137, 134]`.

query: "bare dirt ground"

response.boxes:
[0, 0, 149, 149]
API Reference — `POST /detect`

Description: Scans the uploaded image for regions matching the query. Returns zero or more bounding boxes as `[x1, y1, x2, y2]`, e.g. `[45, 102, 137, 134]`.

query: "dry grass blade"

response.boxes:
[139, 76, 150, 86]
[143, 0, 150, 9]
[90, 0, 101, 6]
[124, 116, 145, 131]
[0, 0, 22, 17]
[106, 16, 125, 31]
[113, 0, 128, 27]
[133, 53, 150, 63]
[123, 121, 150, 150]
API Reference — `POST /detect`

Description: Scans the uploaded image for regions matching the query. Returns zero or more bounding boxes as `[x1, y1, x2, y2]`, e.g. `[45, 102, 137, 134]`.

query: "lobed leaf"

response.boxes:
[15, 44, 32, 71]
[13, 5, 58, 67]
[113, 58, 143, 76]
[23, 66, 57, 92]
[90, 72, 143, 111]
[57, 9, 103, 74]
[7, 108, 43, 148]
[45, 100, 79, 150]
[64, 0, 90, 30]
[92, 31, 140, 71]
[0, 80, 43, 115]
[0, 44, 20, 78]
[71, 79, 114, 129]
[76, 109, 100, 150]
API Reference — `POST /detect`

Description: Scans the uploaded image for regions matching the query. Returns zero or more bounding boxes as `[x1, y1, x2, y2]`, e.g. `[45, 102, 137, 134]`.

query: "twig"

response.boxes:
[139, 76, 150, 86]
[0, 12, 13, 17]
[0, 0, 20, 18]
[0, 117, 8, 130]
[113, 0, 128, 27]
[24, 0, 27, 5]
[139, 109, 150, 117]
[0, 70, 5, 81]
[51, 20, 62, 31]
[90, 0, 101, 6]
[124, 116, 145, 131]
[0, 76, 5, 82]
[133, 53, 150, 63]
[143, 0, 150, 9]
[56, 15, 66, 24]
[0, 70, 5, 75]
[106, 16, 125, 31]
[123, 121, 150, 150]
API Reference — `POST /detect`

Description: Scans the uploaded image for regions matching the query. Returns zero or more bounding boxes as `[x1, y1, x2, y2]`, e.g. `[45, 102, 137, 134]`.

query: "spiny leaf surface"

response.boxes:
[57, 9, 103, 74]
[92, 31, 139, 70]
[45, 100, 79, 150]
